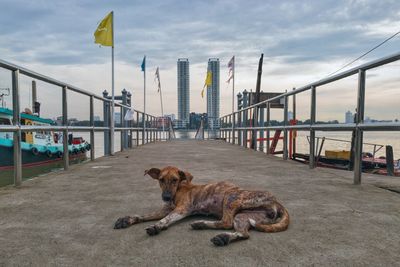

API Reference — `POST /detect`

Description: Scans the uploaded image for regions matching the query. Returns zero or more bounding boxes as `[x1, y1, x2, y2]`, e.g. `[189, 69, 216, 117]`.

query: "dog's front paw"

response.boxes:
[211, 234, 230, 246]
[190, 221, 208, 230]
[114, 216, 139, 229]
[145, 225, 161, 236]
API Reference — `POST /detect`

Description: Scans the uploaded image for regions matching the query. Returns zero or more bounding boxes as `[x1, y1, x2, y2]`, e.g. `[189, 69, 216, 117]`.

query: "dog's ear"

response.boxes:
[178, 170, 193, 183]
[144, 168, 161, 180]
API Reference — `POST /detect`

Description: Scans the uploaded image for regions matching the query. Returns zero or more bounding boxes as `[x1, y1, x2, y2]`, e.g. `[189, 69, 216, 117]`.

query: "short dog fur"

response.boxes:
[114, 166, 289, 246]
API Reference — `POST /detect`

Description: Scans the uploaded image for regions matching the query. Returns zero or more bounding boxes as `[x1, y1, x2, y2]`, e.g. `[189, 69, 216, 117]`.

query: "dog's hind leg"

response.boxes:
[190, 211, 235, 230]
[210, 213, 251, 246]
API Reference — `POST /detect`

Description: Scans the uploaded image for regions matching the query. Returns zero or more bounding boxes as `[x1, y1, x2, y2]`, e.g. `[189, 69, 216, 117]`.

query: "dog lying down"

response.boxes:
[114, 166, 289, 246]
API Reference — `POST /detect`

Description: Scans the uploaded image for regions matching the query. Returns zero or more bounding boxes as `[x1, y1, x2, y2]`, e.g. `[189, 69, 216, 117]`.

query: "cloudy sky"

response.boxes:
[0, 0, 399, 122]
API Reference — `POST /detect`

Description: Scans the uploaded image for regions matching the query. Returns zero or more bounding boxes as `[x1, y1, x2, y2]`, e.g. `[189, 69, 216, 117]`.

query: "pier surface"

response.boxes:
[1, 141, 400, 266]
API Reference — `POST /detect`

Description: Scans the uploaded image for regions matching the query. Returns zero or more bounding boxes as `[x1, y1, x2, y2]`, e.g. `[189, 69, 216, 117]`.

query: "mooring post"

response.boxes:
[354, 69, 366, 184]
[12, 69, 22, 186]
[89, 95, 95, 161]
[309, 85, 316, 168]
[62, 85, 69, 170]
[386, 145, 395, 176]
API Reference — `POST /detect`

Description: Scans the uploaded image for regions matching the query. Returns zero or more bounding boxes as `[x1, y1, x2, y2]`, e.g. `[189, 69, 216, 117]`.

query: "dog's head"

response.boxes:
[144, 166, 193, 202]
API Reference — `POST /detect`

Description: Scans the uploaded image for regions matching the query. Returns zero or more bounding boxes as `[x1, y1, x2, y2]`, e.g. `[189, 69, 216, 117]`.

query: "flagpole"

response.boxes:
[232, 56, 235, 113]
[110, 10, 115, 155]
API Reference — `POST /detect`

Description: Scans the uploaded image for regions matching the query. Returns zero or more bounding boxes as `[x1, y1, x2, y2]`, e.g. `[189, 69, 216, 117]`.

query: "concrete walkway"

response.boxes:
[1, 140, 400, 266]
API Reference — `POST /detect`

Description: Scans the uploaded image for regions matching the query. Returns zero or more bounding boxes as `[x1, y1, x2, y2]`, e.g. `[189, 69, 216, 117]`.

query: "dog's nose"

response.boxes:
[162, 192, 172, 202]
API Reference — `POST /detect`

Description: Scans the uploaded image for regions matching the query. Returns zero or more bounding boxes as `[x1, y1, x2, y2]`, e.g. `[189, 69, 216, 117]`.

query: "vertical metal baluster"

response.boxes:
[232, 113, 235, 145]
[62, 86, 69, 170]
[89, 95, 95, 161]
[12, 70, 22, 186]
[136, 111, 139, 146]
[310, 86, 316, 168]
[283, 96, 288, 160]
[354, 69, 366, 184]
[266, 102, 270, 154]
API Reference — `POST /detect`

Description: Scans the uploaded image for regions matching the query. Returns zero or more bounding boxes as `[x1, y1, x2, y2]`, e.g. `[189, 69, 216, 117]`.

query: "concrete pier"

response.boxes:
[1, 140, 399, 266]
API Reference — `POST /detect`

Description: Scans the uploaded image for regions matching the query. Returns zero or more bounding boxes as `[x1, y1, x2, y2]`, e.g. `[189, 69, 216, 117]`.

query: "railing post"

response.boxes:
[232, 113, 235, 145]
[142, 113, 145, 145]
[266, 102, 270, 154]
[136, 111, 139, 146]
[309, 86, 316, 168]
[62, 86, 69, 170]
[354, 69, 366, 185]
[259, 107, 264, 152]
[238, 111, 242, 146]
[292, 88, 297, 159]
[120, 106, 124, 151]
[103, 91, 110, 155]
[283, 95, 288, 160]
[146, 115, 149, 143]
[89, 95, 95, 161]
[12, 69, 22, 186]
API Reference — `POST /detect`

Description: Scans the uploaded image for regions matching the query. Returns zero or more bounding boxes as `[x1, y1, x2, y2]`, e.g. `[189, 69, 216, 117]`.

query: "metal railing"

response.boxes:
[219, 51, 400, 184]
[0, 59, 170, 186]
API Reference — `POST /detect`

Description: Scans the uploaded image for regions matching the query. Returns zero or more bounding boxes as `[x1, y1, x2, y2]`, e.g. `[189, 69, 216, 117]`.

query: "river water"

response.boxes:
[1, 130, 398, 187]
[81, 130, 400, 159]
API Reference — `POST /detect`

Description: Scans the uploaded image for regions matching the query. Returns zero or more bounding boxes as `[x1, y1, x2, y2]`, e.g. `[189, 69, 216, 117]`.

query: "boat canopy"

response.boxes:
[0, 107, 55, 125]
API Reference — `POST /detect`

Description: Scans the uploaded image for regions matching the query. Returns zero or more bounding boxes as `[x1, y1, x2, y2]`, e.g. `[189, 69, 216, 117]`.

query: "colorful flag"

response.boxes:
[154, 67, 161, 92]
[141, 56, 146, 72]
[227, 56, 234, 83]
[94, 12, 113, 47]
[201, 71, 212, 98]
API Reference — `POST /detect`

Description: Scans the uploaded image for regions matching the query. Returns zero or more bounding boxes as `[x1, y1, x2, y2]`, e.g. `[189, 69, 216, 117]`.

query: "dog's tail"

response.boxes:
[250, 204, 290, 233]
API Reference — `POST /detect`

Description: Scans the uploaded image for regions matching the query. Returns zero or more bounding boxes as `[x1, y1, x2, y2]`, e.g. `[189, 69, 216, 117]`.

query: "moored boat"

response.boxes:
[0, 107, 90, 173]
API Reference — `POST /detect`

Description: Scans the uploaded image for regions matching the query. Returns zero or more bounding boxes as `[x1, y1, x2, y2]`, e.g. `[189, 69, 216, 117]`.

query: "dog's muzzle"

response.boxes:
[162, 192, 172, 202]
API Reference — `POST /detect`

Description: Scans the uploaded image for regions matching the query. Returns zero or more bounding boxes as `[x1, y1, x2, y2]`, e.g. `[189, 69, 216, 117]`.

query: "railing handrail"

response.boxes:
[0, 58, 156, 117]
[220, 51, 400, 118]
[219, 51, 400, 185]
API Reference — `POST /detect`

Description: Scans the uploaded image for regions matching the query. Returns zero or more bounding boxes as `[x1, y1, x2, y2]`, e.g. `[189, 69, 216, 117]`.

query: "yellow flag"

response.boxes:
[94, 12, 113, 47]
[201, 71, 212, 98]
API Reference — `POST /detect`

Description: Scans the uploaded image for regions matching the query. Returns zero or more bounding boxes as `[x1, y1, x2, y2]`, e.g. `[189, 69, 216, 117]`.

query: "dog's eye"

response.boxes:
[159, 178, 165, 183]
[172, 179, 178, 183]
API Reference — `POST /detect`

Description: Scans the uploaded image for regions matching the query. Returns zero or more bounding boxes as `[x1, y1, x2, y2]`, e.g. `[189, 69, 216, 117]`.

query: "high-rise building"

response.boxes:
[345, 110, 353, 124]
[207, 58, 220, 129]
[177, 58, 190, 128]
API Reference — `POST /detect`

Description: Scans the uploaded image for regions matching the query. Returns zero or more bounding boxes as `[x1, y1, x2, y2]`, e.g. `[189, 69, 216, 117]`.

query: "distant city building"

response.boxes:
[114, 112, 121, 124]
[189, 112, 207, 129]
[153, 116, 171, 128]
[165, 114, 176, 122]
[177, 58, 190, 128]
[207, 58, 220, 129]
[345, 110, 353, 124]
[288, 111, 293, 121]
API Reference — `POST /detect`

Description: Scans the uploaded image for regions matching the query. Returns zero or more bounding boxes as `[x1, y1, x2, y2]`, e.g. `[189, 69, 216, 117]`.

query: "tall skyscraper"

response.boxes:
[177, 58, 190, 128]
[345, 110, 353, 124]
[207, 58, 220, 129]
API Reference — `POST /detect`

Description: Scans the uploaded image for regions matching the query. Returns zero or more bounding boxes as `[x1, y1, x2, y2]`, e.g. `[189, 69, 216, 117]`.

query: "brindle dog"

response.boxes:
[114, 166, 289, 246]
